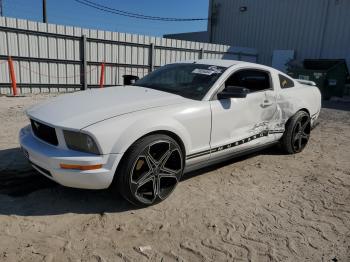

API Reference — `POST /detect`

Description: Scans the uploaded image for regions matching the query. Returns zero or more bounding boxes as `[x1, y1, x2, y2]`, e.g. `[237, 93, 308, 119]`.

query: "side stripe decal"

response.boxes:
[187, 130, 272, 160]
[267, 130, 285, 134]
[186, 129, 285, 160]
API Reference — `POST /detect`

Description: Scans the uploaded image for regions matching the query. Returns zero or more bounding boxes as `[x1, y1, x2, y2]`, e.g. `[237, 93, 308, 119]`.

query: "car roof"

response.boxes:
[176, 59, 273, 70]
[174, 59, 243, 67]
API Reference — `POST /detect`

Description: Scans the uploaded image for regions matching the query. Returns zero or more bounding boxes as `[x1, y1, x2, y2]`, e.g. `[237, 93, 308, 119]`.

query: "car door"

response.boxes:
[209, 68, 280, 159]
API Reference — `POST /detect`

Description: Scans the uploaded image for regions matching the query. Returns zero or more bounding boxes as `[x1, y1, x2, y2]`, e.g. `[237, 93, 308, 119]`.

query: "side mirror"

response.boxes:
[217, 86, 250, 99]
[123, 75, 139, 85]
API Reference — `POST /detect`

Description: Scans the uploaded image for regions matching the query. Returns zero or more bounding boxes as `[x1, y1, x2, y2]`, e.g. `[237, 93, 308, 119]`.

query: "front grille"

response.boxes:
[30, 119, 58, 146]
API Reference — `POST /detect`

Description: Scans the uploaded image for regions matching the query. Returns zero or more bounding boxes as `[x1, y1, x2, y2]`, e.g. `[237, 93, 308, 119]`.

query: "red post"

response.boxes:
[8, 56, 18, 96]
[99, 63, 105, 88]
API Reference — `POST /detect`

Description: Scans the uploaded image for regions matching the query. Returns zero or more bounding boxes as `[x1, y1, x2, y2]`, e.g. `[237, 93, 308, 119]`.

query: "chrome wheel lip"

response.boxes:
[292, 115, 311, 152]
[129, 139, 183, 205]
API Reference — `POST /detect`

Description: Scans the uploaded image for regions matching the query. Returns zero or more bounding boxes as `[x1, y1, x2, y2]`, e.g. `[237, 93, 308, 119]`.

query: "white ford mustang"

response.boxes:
[19, 59, 321, 206]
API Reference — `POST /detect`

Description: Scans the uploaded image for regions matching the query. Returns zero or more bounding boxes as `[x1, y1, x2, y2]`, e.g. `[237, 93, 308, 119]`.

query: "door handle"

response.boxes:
[261, 100, 273, 107]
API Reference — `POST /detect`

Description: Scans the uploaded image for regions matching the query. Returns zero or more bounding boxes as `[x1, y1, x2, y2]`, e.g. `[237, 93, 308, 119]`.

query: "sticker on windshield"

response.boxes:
[192, 66, 223, 76]
[208, 66, 222, 74]
[192, 69, 215, 75]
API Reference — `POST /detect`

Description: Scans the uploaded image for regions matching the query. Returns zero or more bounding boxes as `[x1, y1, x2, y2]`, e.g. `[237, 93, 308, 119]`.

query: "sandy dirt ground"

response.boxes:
[0, 94, 349, 262]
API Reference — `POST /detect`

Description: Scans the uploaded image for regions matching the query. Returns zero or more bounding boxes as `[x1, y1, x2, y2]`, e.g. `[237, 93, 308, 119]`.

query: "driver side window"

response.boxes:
[225, 69, 272, 93]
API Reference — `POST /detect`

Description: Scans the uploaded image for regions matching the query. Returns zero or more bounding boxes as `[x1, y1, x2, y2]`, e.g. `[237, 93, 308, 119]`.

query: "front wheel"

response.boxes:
[116, 134, 184, 207]
[280, 111, 311, 154]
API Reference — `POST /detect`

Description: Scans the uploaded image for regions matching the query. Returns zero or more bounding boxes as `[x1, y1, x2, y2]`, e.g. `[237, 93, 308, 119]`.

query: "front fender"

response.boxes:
[111, 116, 191, 154]
[83, 109, 192, 155]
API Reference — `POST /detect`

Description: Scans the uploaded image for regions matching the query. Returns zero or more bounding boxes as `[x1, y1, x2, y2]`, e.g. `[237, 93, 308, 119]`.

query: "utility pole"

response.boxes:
[0, 0, 3, 16]
[43, 0, 47, 23]
[209, 0, 219, 43]
[209, 0, 214, 43]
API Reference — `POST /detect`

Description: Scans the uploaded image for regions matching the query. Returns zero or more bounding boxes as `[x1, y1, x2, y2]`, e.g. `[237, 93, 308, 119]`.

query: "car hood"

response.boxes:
[27, 86, 189, 129]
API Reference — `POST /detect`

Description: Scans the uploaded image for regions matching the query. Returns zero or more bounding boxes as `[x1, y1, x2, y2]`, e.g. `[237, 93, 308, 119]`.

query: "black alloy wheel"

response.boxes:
[281, 111, 311, 154]
[291, 115, 311, 152]
[117, 134, 184, 206]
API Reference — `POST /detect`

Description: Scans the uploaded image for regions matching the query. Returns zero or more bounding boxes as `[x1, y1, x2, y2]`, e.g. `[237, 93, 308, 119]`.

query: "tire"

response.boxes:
[115, 134, 184, 207]
[280, 111, 311, 154]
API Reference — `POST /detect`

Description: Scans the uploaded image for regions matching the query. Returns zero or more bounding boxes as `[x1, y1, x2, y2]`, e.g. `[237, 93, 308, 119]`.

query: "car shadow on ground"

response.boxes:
[181, 145, 283, 182]
[0, 145, 284, 216]
[0, 147, 136, 216]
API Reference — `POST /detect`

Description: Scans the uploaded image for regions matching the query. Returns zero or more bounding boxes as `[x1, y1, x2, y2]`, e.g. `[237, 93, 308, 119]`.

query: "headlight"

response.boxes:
[63, 130, 100, 155]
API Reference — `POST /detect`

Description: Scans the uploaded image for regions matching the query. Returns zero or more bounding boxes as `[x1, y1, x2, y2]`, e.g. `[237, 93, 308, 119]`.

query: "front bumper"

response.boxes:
[19, 125, 121, 189]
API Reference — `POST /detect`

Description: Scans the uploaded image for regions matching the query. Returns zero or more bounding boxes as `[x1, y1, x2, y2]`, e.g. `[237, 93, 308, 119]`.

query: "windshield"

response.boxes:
[134, 63, 227, 100]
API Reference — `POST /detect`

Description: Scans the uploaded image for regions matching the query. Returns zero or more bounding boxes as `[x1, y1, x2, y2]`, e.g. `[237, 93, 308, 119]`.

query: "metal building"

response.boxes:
[166, 0, 350, 70]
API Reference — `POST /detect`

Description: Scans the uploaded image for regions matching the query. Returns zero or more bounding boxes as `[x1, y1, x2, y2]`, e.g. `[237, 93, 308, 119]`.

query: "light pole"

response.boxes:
[0, 0, 3, 16]
[43, 0, 47, 23]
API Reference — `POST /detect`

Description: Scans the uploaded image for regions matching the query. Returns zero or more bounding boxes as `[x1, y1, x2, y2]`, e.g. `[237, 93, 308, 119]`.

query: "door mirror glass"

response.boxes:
[123, 75, 139, 85]
[217, 86, 250, 99]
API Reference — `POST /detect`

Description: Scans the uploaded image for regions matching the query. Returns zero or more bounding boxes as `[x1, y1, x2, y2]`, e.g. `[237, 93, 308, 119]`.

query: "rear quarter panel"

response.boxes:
[276, 83, 321, 125]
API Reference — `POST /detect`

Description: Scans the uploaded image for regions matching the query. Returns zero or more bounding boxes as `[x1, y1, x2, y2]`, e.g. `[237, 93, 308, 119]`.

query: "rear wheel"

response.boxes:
[281, 111, 311, 154]
[116, 134, 184, 207]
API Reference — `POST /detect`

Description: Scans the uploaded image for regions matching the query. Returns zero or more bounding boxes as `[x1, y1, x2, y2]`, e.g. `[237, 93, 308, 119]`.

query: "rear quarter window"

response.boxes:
[279, 74, 295, 88]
